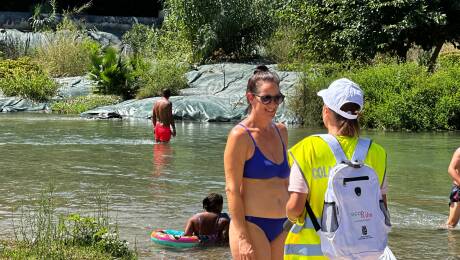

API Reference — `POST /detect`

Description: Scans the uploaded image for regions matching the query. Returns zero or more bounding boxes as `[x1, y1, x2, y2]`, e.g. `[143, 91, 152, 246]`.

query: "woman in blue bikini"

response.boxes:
[224, 65, 289, 260]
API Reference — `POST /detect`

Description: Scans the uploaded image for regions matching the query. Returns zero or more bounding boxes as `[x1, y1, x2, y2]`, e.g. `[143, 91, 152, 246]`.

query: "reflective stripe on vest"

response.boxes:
[290, 217, 322, 234]
[285, 244, 323, 256]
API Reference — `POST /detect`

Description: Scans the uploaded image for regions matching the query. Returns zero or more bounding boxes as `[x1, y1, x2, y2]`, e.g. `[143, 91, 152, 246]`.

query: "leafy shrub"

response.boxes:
[122, 23, 157, 58]
[0, 58, 58, 101]
[289, 62, 357, 126]
[354, 62, 460, 131]
[264, 25, 300, 66]
[90, 46, 136, 100]
[291, 61, 460, 130]
[51, 95, 121, 114]
[350, 62, 425, 130]
[135, 59, 188, 99]
[438, 52, 460, 68]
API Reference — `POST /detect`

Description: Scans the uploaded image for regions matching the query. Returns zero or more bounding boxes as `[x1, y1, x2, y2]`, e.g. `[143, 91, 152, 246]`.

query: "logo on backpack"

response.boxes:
[355, 187, 361, 196]
[315, 134, 391, 259]
[362, 226, 367, 236]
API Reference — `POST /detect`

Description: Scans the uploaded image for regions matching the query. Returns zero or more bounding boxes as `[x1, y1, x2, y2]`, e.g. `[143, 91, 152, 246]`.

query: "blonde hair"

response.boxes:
[330, 102, 360, 137]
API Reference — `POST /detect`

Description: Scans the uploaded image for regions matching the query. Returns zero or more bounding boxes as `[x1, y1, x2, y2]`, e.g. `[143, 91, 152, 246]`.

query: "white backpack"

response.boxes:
[311, 134, 392, 260]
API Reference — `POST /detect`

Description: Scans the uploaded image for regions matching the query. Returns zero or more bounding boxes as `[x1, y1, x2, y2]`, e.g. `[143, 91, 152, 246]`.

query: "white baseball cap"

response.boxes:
[317, 78, 363, 120]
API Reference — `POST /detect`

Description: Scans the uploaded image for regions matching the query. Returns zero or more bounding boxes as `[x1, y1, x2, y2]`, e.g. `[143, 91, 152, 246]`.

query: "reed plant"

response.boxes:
[34, 34, 99, 77]
[1, 184, 136, 259]
[32, 16, 100, 77]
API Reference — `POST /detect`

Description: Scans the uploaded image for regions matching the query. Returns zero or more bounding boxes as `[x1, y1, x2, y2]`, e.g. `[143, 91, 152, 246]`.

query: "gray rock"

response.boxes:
[87, 31, 121, 47]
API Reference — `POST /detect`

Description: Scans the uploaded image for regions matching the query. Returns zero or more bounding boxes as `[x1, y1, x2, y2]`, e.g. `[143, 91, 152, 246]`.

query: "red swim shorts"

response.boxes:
[154, 123, 172, 142]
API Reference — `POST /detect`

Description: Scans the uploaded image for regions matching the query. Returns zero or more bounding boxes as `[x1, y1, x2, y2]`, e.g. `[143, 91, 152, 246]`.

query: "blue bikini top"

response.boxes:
[239, 123, 290, 179]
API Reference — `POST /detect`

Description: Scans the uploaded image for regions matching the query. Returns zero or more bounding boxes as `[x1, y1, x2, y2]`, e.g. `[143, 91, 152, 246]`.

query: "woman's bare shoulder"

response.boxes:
[275, 122, 287, 132]
[228, 124, 250, 141]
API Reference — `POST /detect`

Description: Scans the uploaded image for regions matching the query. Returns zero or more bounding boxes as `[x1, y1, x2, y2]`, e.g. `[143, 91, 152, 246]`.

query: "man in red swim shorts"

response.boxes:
[152, 89, 176, 142]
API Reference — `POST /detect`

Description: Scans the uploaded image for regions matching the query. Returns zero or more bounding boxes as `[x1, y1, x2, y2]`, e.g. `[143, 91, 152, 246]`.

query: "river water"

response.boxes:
[0, 113, 459, 259]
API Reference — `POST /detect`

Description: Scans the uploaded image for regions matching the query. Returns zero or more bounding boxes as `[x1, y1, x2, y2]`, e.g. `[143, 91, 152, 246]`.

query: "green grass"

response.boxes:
[0, 240, 116, 260]
[51, 95, 122, 114]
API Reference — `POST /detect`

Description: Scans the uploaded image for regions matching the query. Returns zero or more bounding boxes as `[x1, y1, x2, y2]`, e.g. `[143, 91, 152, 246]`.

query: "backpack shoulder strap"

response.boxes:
[351, 138, 372, 163]
[289, 151, 321, 232]
[315, 134, 347, 164]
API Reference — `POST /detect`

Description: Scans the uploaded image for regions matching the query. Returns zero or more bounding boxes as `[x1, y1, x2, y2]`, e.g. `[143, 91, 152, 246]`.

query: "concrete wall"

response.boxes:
[0, 11, 162, 36]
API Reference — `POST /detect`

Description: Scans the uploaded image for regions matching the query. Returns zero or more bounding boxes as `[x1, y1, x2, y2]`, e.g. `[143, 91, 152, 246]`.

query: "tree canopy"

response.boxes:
[275, 0, 460, 68]
[163, 0, 276, 62]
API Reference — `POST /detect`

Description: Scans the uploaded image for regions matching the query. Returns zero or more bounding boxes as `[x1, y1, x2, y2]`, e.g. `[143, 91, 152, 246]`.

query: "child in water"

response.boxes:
[184, 193, 230, 245]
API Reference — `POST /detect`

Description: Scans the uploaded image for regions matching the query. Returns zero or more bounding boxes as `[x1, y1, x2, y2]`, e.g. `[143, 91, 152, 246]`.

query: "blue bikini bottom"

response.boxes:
[245, 216, 287, 242]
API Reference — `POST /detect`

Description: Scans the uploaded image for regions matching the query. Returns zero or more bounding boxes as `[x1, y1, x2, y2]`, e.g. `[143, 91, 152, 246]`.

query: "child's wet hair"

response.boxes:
[203, 193, 223, 213]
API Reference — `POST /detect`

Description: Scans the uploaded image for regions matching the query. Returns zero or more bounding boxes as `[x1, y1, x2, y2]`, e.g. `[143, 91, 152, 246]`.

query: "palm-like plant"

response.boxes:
[89, 47, 136, 100]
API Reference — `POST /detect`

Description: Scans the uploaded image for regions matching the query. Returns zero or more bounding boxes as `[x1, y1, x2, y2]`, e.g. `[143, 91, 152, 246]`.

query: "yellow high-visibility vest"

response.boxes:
[284, 135, 387, 260]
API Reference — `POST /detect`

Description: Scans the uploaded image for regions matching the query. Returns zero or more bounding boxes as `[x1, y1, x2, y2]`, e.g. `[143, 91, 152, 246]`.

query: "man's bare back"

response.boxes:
[153, 99, 174, 127]
[152, 89, 176, 142]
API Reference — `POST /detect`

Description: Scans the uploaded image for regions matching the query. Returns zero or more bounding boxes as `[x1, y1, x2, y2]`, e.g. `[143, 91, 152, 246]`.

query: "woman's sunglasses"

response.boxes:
[253, 93, 285, 105]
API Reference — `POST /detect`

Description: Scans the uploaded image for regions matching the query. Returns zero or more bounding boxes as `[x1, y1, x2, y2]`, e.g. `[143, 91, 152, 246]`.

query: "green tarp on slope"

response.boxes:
[82, 63, 300, 123]
[0, 76, 94, 112]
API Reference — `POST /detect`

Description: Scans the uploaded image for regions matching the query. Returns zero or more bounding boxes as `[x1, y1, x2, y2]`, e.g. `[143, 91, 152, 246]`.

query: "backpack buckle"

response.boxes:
[343, 160, 363, 168]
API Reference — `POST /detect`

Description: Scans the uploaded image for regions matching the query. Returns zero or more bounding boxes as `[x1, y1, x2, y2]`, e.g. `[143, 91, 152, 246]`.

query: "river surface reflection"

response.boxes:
[0, 113, 459, 259]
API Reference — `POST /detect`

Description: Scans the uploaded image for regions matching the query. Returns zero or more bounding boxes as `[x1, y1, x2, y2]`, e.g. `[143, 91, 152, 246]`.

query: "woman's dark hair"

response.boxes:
[203, 193, 223, 213]
[330, 102, 360, 137]
[246, 65, 281, 114]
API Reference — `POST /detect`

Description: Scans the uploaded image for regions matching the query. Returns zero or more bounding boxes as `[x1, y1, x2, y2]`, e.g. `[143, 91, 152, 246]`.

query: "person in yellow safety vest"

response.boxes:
[284, 78, 389, 259]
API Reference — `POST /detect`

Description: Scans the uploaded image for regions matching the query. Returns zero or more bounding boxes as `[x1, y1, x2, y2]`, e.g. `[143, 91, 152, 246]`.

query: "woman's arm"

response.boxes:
[224, 127, 254, 250]
[286, 160, 309, 221]
[286, 192, 308, 222]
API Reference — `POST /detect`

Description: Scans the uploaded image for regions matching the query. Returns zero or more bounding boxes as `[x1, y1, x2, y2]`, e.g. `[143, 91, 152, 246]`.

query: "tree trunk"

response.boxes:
[427, 41, 444, 73]
[396, 43, 409, 63]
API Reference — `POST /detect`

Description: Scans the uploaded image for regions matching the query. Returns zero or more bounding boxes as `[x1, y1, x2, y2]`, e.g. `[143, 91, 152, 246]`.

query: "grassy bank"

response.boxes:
[51, 94, 122, 114]
[0, 185, 137, 259]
